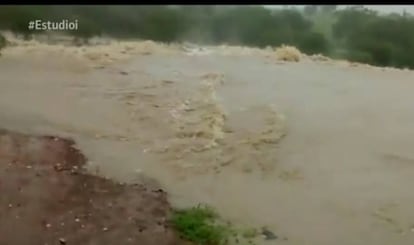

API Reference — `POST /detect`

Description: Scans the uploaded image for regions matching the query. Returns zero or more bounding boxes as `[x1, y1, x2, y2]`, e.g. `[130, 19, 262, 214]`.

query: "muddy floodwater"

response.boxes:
[1, 42, 414, 245]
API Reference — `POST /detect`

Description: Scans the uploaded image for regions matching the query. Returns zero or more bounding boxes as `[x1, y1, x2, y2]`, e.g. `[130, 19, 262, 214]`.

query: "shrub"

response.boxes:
[171, 205, 231, 245]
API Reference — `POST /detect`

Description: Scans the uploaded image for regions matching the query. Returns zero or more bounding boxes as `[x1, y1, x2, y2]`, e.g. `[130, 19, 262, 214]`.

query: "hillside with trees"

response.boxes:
[1, 5, 414, 68]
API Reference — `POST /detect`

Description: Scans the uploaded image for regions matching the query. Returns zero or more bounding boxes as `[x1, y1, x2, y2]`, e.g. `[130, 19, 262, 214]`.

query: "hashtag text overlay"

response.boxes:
[28, 20, 78, 31]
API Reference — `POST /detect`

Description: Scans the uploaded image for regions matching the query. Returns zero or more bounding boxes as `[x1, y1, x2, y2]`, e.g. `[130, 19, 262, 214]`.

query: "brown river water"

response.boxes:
[1, 41, 414, 245]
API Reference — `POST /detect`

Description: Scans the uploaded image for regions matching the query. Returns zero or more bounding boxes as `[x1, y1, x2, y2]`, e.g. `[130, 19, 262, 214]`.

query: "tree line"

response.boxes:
[0, 5, 414, 68]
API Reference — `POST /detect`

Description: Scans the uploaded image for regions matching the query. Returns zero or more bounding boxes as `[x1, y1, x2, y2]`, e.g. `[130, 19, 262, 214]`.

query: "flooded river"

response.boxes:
[1, 42, 414, 245]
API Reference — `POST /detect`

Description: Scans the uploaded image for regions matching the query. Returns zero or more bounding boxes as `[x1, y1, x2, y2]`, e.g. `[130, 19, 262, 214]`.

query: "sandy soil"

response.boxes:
[1, 40, 414, 245]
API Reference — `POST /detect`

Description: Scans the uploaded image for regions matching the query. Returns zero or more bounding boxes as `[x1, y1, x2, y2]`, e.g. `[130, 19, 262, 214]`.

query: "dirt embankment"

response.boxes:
[0, 129, 189, 245]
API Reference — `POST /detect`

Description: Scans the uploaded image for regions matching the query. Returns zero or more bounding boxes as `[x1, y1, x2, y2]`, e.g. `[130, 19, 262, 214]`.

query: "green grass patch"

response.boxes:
[171, 204, 231, 245]
[171, 204, 261, 245]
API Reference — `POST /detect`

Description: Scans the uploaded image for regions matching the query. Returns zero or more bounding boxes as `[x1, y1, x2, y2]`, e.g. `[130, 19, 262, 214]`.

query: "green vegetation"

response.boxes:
[171, 205, 231, 245]
[171, 204, 260, 245]
[0, 33, 6, 54]
[1, 5, 414, 68]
